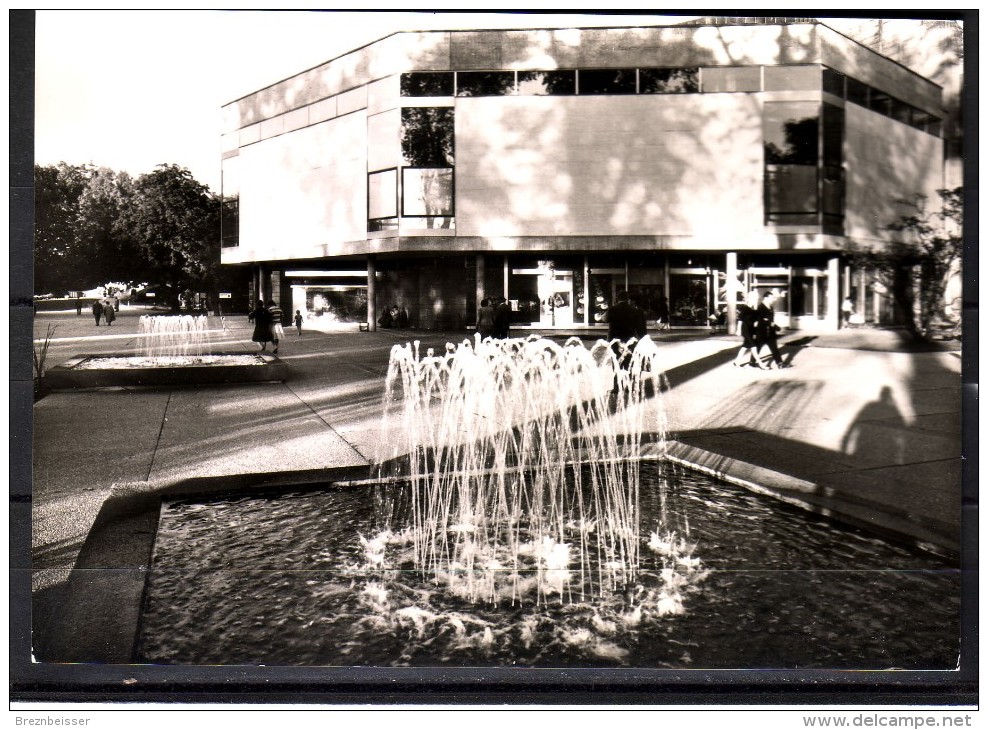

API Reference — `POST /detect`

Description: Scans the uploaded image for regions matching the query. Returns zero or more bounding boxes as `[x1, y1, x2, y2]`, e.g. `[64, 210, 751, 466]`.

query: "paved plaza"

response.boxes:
[26, 304, 965, 659]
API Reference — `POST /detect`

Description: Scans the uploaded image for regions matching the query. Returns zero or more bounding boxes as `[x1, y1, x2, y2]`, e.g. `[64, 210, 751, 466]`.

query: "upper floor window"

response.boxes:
[401, 107, 454, 167]
[764, 101, 819, 166]
[220, 157, 239, 248]
[456, 71, 516, 97]
[517, 70, 576, 96]
[401, 72, 454, 97]
[639, 67, 699, 93]
[578, 69, 637, 95]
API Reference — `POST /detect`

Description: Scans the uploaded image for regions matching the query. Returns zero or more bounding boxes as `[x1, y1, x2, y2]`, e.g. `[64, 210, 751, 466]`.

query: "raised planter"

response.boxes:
[45, 352, 288, 389]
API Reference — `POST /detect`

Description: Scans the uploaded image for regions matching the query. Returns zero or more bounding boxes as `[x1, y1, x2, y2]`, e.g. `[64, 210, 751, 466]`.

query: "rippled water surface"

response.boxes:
[137, 462, 959, 668]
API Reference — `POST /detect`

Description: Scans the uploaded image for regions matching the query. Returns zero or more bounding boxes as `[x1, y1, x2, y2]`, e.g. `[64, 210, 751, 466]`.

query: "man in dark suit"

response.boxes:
[494, 296, 512, 339]
[608, 290, 647, 343]
[755, 291, 787, 368]
[608, 291, 647, 388]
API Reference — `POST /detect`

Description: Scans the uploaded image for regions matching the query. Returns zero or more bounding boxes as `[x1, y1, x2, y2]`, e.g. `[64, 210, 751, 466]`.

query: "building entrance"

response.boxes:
[509, 268, 574, 327]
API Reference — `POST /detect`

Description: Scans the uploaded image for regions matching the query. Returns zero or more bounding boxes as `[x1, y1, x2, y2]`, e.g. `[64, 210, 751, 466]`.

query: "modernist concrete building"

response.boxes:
[219, 19, 945, 332]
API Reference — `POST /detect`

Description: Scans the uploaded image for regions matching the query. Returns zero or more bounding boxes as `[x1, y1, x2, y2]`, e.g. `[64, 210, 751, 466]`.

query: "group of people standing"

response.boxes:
[732, 290, 789, 370]
[248, 300, 289, 353]
[476, 297, 513, 340]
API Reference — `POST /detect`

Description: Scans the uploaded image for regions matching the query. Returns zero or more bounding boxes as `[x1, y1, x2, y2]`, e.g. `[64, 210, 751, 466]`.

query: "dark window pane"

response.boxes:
[220, 198, 238, 248]
[822, 67, 845, 97]
[890, 98, 912, 124]
[701, 66, 761, 92]
[400, 72, 454, 97]
[822, 103, 843, 168]
[846, 76, 869, 106]
[926, 117, 942, 137]
[821, 165, 844, 217]
[401, 107, 454, 167]
[765, 165, 818, 214]
[517, 70, 576, 96]
[764, 102, 819, 165]
[578, 68, 637, 95]
[869, 89, 892, 116]
[456, 71, 516, 97]
[639, 67, 699, 93]
[368, 218, 398, 233]
[763, 65, 821, 91]
[909, 109, 929, 131]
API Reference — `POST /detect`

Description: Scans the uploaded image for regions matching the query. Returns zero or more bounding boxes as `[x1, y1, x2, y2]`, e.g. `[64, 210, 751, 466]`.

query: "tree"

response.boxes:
[76, 167, 143, 285]
[34, 163, 88, 294]
[119, 164, 221, 309]
[847, 187, 962, 340]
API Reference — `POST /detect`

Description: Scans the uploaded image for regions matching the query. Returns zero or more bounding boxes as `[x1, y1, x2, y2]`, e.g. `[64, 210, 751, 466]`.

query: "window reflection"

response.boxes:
[456, 71, 516, 97]
[639, 67, 698, 93]
[764, 102, 819, 165]
[517, 70, 576, 96]
[402, 168, 453, 217]
[764, 101, 820, 225]
[221, 157, 239, 248]
[401, 108, 454, 167]
[400, 72, 454, 97]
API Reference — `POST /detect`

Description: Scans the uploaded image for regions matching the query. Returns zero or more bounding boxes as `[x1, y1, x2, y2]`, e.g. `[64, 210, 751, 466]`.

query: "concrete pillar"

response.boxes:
[250, 266, 260, 307]
[502, 257, 509, 299]
[476, 254, 485, 306]
[258, 263, 270, 304]
[725, 252, 739, 334]
[583, 255, 590, 325]
[367, 255, 377, 332]
[857, 268, 868, 322]
[826, 256, 840, 330]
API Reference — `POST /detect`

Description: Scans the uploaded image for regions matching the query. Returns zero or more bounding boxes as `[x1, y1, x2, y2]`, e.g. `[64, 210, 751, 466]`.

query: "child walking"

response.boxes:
[294, 310, 303, 336]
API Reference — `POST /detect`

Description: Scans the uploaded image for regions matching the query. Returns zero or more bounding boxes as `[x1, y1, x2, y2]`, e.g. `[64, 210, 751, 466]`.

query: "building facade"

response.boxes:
[220, 20, 945, 332]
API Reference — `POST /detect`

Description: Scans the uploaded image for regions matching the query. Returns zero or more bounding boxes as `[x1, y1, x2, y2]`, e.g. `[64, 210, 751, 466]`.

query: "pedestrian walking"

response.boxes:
[248, 300, 273, 351]
[494, 297, 512, 339]
[733, 291, 770, 369]
[268, 300, 284, 354]
[755, 291, 787, 369]
[92, 300, 104, 326]
[841, 296, 855, 329]
[656, 296, 669, 330]
[294, 310, 303, 336]
[103, 301, 116, 326]
[75, 297, 83, 316]
[476, 298, 496, 339]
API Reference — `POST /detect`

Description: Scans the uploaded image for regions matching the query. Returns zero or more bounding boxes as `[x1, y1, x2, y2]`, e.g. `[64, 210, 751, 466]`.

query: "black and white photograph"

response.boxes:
[13, 8, 975, 708]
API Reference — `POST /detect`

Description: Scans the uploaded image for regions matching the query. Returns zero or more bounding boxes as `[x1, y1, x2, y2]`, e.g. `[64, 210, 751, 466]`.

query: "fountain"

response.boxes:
[44, 314, 288, 388]
[131, 334, 960, 667]
[373, 334, 666, 605]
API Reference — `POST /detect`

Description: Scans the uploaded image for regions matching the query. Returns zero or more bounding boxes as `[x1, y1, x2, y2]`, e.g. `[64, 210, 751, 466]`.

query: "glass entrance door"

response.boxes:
[509, 268, 574, 327]
[537, 271, 573, 326]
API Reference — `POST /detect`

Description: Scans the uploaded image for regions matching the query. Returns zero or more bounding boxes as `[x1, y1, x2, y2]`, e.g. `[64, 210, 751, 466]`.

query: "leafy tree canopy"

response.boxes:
[847, 187, 963, 340]
[34, 162, 221, 307]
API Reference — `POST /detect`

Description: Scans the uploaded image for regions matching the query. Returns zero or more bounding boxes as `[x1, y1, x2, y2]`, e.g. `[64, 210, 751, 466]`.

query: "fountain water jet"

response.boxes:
[138, 314, 211, 360]
[375, 334, 667, 605]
